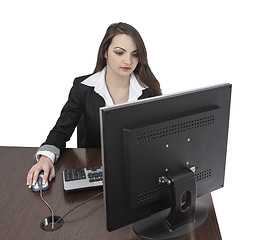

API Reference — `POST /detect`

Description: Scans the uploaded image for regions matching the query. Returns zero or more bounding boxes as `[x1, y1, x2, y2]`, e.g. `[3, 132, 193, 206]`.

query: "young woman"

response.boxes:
[26, 22, 162, 187]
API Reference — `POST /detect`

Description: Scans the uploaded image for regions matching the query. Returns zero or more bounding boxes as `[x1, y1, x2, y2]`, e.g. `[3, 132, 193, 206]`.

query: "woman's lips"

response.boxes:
[120, 67, 131, 71]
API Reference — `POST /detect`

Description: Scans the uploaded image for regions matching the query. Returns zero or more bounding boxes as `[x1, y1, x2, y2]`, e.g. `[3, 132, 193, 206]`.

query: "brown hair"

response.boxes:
[93, 22, 162, 96]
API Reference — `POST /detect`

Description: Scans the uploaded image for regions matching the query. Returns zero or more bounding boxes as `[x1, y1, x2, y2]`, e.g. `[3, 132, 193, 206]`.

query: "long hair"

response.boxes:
[93, 22, 162, 96]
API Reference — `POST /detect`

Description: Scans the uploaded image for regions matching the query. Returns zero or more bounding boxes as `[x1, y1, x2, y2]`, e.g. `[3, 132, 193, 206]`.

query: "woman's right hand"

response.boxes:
[26, 155, 56, 188]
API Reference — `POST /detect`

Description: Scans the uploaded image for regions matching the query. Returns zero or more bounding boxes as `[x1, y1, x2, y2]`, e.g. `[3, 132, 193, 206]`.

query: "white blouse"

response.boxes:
[81, 67, 146, 106]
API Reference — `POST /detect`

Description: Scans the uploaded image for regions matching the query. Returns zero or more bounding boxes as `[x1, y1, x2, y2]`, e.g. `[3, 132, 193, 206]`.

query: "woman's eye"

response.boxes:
[114, 51, 124, 56]
[132, 52, 139, 58]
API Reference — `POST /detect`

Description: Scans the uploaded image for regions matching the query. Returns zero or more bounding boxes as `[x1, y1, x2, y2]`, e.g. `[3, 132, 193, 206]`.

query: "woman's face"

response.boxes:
[105, 34, 139, 79]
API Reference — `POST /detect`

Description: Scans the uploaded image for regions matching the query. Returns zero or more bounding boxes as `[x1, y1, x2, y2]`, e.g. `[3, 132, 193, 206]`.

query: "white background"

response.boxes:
[1, 1, 271, 239]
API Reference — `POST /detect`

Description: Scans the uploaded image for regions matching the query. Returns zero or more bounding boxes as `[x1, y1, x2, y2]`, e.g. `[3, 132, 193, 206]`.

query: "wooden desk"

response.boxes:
[0, 147, 222, 240]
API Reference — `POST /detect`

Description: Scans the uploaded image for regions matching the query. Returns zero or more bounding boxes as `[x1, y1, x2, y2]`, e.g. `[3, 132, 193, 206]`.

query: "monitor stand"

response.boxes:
[133, 167, 208, 240]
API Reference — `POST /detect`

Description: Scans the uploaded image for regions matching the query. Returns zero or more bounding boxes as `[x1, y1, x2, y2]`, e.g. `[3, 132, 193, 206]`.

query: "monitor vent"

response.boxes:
[137, 185, 170, 203]
[195, 168, 212, 182]
[137, 114, 215, 143]
[136, 169, 211, 204]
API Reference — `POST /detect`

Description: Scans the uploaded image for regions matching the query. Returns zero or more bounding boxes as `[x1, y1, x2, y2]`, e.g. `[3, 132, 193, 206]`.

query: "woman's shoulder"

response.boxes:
[70, 74, 97, 99]
[73, 73, 94, 85]
[72, 73, 98, 92]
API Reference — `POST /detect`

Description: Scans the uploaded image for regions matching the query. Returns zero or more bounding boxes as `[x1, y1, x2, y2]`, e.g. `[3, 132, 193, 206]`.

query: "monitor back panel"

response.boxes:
[100, 83, 231, 231]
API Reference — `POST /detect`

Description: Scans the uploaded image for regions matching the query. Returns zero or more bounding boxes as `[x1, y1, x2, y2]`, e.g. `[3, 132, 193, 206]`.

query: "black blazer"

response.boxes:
[42, 74, 156, 153]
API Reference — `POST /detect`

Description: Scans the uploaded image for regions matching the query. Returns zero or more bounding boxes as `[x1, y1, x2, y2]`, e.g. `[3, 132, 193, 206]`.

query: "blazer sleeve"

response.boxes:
[41, 78, 84, 153]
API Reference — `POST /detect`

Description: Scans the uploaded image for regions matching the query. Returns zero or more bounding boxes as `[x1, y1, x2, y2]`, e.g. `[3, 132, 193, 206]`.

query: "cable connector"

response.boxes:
[158, 176, 171, 185]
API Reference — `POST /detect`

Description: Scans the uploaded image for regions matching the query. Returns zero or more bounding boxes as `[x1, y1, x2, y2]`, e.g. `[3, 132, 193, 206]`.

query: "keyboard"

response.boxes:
[62, 166, 103, 192]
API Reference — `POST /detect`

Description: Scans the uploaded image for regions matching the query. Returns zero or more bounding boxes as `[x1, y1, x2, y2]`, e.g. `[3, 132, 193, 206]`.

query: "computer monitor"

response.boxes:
[100, 83, 231, 239]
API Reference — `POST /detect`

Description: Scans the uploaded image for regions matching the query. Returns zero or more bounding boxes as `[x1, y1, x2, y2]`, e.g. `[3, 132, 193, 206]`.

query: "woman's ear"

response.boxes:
[104, 51, 108, 59]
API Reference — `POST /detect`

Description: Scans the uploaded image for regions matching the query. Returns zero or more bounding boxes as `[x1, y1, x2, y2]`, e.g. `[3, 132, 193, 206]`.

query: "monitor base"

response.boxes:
[133, 201, 208, 240]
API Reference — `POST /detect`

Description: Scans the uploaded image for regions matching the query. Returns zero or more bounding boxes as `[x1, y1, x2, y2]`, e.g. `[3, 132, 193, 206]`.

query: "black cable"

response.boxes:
[40, 189, 55, 229]
[55, 191, 103, 224]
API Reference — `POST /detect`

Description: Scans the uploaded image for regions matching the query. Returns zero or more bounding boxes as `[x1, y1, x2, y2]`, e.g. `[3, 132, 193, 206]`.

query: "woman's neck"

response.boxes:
[105, 69, 130, 88]
[105, 68, 130, 105]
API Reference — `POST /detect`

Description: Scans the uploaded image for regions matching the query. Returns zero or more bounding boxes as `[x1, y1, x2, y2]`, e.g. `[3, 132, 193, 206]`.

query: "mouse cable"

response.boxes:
[55, 191, 103, 224]
[40, 189, 55, 229]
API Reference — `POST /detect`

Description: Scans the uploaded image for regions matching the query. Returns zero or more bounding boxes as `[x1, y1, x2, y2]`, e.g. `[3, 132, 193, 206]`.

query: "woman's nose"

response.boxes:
[123, 54, 132, 65]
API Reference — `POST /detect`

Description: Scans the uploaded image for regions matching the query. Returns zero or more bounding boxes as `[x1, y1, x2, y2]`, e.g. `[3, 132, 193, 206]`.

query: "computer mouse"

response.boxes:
[32, 171, 50, 192]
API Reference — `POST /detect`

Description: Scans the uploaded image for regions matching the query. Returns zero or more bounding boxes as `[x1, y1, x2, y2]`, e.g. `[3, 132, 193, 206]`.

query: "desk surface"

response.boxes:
[0, 146, 222, 240]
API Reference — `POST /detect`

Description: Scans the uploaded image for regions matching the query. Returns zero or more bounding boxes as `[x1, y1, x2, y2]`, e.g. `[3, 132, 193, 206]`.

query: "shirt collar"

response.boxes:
[81, 67, 146, 106]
